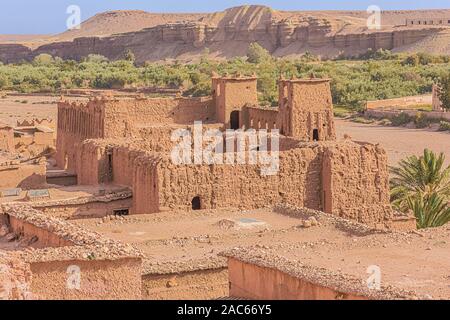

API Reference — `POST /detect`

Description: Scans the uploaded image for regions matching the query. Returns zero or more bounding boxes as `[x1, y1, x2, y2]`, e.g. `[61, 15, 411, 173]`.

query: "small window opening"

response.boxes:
[113, 209, 129, 216]
[192, 196, 201, 210]
[313, 129, 319, 141]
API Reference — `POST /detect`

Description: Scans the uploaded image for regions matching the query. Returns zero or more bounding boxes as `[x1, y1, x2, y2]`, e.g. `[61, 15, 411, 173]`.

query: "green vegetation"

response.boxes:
[333, 105, 354, 118]
[391, 112, 413, 126]
[438, 121, 450, 131]
[413, 112, 431, 129]
[401, 104, 432, 111]
[390, 149, 450, 229]
[438, 73, 450, 111]
[350, 117, 375, 124]
[0, 49, 449, 108]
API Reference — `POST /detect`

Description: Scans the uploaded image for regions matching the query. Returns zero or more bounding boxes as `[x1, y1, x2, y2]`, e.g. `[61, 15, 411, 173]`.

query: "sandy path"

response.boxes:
[335, 119, 450, 166]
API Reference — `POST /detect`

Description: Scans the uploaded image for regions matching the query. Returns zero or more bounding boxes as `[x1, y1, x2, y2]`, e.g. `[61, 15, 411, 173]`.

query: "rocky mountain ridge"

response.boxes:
[1, 5, 449, 63]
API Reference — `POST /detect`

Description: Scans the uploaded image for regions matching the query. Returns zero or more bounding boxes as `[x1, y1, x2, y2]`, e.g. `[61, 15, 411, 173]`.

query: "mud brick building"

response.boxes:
[55, 75, 409, 229]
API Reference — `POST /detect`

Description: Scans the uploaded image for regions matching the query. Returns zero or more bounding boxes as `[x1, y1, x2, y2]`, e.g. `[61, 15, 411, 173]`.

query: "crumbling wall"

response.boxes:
[29, 258, 142, 300]
[35, 198, 132, 220]
[151, 146, 322, 213]
[56, 100, 105, 170]
[132, 153, 161, 214]
[76, 141, 109, 186]
[8, 216, 73, 248]
[1, 204, 143, 300]
[137, 126, 194, 153]
[322, 141, 393, 225]
[0, 251, 32, 300]
[103, 97, 215, 138]
[212, 77, 258, 126]
[244, 106, 279, 130]
[142, 268, 228, 300]
[287, 80, 336, 142]
[33, 132, 54, 146]
[0, 126, 14, 152]
[432, 84, 444, 111]
[111, 147, 142, 187]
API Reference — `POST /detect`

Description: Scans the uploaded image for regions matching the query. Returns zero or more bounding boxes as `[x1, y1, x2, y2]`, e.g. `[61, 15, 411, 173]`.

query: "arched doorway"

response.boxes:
[191, 196, 201, 210]
[230, 111, 240, 130]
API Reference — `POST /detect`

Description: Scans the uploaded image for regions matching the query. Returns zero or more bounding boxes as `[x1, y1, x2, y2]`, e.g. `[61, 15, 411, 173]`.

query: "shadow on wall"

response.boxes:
[17, 173, 47, 190]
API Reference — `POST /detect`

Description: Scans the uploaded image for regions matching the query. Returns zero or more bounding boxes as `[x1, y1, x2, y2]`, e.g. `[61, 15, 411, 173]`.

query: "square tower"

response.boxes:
[212, 75, 258, 129]
[278, 78, 335, 141]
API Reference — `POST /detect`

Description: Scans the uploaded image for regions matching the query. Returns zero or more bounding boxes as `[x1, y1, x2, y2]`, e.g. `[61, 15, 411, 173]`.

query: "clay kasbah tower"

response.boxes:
[0, 1, 449, 313]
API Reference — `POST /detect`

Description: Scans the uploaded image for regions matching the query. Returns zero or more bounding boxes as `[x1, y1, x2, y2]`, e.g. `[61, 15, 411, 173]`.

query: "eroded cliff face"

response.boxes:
[1, 5, 449, 63]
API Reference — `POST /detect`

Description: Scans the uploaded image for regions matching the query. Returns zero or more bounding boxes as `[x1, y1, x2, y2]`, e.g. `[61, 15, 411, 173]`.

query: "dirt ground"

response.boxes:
[0, 94, 58, 126]
[74, 207, 450, 299]
[335, 119, 450, 166]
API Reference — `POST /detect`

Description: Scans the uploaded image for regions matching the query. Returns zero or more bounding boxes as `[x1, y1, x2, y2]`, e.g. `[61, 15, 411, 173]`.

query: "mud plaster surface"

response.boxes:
[74, 206, 450, 299]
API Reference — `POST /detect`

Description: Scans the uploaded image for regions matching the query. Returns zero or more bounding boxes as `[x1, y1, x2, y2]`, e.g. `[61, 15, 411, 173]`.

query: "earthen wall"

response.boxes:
[56, 100, 105, 170]
[322, 142, 393, 224]
[213, 78, 258, 126]
[143, 146, 323, 213]
[0, 126, 14, 152]
[9, 216, 74, 248]
[228, 258, 366, 300]
[29, 258, 142, 300]
[244, 106, 279, 130]
[0, 251, 32, 300]
[288, 80, 336, 141]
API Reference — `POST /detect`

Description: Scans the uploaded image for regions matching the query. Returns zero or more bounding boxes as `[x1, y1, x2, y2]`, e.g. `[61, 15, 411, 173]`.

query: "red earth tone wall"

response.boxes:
[9, 216, 74, 248]
[132, 153, 161, 214]
[0, 126, 14, 152]
[56, 100, 105, 170]
[228, 258, 366, 300]
[244, 106, 279, 130]
[128, 140, 391, 227]
[142, 268, 228, 300]
[1, 204, 143, 300]
[102, 97, 214, 137]
[76, 140, 109, 185]
[280, 79, 336, 142]
[33, 131, 54, 146]
[29, 258, 142, 300]
[212, 77, 258, 126]
[132, 145, 322, 214]
[57, 97, 214, 172]
[322, 142, 394, 225]
[35, 198, 132, 219]
[0, 252, 32, 300]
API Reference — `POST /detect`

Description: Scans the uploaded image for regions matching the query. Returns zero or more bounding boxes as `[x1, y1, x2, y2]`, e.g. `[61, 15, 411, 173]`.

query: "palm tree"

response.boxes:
[407, 192, 450, 229]
[390, 149, 450, 229]
[390, 149, 450, 211]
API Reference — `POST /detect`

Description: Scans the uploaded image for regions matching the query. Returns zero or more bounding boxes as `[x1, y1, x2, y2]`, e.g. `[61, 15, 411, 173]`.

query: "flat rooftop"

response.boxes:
[0, 184, 131, 204]
[73, 205, 450, 299]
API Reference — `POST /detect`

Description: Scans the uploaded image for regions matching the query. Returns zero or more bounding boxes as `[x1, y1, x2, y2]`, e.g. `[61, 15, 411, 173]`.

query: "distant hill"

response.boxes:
[1, 5, 449, 63]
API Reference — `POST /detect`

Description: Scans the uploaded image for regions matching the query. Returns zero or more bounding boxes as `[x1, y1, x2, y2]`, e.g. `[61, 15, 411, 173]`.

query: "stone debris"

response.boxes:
[0, 203, 144, 264]
[221, 246, 424, 301]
